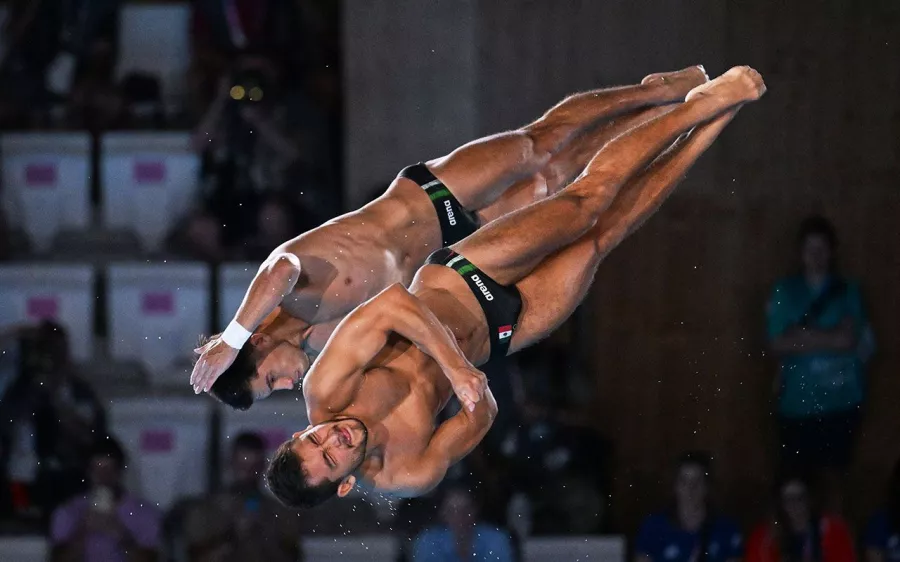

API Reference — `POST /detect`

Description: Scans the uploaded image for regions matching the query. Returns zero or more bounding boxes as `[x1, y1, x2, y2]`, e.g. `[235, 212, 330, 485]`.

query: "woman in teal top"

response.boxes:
[766, 216, 874, 506]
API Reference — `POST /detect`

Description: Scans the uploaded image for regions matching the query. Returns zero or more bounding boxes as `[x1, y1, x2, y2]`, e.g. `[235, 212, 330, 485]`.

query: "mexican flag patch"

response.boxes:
[498, 325, 513, 340]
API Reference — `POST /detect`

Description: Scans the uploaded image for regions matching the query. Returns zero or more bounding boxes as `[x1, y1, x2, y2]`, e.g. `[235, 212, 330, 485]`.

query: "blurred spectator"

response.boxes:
[50, 435, 161, 562]
[180, 432, 303, 562]
[188, 0, 339, 117]
[412, 485, 515, 562]
[0, 321, 106, 525]
[0, 0, 122, 129]
[240, 193, 310, 261]
[0, 0, 60, 128]
[189, 0, 282, 117]
[175, 51, 336, 261]
[493, 349, 610, 535]
[767, 215, 875, 511]
[746, 473, 856, 562]
[118, 72, 165, 129]
[863, 459, 900, 562]
[634, 452, 742, 562]
[65, 31, 123, 131]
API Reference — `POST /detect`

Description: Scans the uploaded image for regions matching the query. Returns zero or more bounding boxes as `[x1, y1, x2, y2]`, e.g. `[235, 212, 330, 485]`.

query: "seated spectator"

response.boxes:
[635, 452, 742, 562]
[864, 459, 900, 562]
[50, 436, 161, 562]
[181, 432, 302, 562]
[178, 54, 310, 261]
[412, 484, 515, 562]
[188, 0, 285, 119]
[746, 473, 855, 562]
[117, 72, 165, 130]
[497, 348, 610, 535]
[176, 50, 337, 262]
[168, 209, 228, 262]
[767, 215, 875, 512]
[66, 33, 124, 131]
[0, 0, 61, 129]
[240, 193, 318, 261]
[0, 321, 106, 525]
[0, 0, 122, 130]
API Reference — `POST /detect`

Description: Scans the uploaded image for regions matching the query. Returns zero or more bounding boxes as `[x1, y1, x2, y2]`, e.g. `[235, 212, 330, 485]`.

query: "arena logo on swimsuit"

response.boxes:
[444, 200, 457, 226]
[470, 274, 494, 301]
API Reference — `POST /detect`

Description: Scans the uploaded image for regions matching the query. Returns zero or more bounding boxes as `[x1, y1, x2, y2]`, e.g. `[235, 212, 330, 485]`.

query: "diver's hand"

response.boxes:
[449, 366, 488, 412]
[191, 338, 240, 394]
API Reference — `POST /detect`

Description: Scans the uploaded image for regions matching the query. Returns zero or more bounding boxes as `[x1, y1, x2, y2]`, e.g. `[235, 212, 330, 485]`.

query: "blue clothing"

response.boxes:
[766, 275, 870, 418]
[635, 512, 743, 562]
[864, 511, 900, 561]
[412, 524, 514, 562]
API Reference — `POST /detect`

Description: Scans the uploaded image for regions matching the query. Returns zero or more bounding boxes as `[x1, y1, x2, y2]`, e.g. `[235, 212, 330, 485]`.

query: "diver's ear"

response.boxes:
[336, 475, 357, 498]
[249, 333, 270, 347]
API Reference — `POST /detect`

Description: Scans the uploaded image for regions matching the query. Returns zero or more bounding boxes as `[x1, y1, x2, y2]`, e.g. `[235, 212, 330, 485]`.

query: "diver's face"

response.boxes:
[291, 419, 369, 486]
[249, 339, 310, 400]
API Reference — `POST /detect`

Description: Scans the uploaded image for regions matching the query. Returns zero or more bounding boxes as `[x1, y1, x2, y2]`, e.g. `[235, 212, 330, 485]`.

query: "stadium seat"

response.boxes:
[524, 536, 625, 562]
[100, 132, 200, 253]
[0, 536, 48, 562]
[108, 397, 213, 512]
[303, 536, 399, 562]
[1, 133, 91, 253]
[0, 264, 95, 362]
[117, 3, 191, 108]
[106, 262, 210, 384]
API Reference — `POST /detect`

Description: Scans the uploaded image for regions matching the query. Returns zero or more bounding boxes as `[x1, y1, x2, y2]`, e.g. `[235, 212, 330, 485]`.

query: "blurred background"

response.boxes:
[0, 0, 898, 561]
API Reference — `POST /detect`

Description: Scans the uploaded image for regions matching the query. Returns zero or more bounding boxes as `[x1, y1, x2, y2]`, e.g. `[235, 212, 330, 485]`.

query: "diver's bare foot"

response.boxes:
[684, 65, 766, 104]
[641, 65, 709, 98]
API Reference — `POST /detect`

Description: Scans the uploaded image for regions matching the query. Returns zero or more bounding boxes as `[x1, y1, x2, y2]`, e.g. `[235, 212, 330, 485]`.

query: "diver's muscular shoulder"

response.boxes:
[272, 217, 405, 323]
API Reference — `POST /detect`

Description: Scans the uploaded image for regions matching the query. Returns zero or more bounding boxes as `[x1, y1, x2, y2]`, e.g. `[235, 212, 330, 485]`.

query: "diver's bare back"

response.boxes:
[274, 178, 442, 326]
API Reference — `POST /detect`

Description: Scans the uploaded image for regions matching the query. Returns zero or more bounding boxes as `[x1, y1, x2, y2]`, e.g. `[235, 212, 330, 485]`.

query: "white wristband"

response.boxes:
[221, 320, 252, 349]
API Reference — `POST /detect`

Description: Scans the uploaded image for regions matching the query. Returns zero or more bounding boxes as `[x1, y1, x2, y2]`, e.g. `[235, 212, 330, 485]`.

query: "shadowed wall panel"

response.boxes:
[343, 0, 477, 207]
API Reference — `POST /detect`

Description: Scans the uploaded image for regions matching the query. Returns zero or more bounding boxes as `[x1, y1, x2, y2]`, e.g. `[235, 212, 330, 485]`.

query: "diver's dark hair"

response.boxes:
[196, 334, 256, 410]
[265, 439, 340, 509]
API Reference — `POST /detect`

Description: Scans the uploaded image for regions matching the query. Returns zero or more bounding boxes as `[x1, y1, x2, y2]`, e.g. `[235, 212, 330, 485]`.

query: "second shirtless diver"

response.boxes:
[190, 67, 710, 409]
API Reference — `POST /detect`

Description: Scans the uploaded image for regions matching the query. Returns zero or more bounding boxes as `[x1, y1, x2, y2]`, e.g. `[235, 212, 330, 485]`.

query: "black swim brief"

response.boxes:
[426, 248, 522, 361]
[399, 163, 480, 246]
